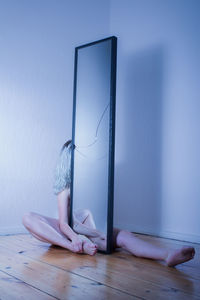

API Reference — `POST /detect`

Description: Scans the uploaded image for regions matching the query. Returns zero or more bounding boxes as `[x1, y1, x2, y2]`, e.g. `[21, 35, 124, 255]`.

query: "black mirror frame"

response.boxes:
[70, 36, 117, 254]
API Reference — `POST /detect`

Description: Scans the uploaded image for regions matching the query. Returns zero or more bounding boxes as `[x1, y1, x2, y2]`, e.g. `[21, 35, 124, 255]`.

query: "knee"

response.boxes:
[22, 212, 39, 229]
[22, 212, 32, 228]
[81, 209, 92, 220]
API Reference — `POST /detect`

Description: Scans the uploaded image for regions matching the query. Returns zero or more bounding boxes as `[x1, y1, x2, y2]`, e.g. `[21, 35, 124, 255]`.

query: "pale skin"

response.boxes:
[22, 188, 195, 267]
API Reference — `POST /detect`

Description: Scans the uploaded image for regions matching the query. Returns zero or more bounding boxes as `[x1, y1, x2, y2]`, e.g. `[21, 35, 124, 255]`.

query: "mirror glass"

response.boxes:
[71, 37, 117, 253]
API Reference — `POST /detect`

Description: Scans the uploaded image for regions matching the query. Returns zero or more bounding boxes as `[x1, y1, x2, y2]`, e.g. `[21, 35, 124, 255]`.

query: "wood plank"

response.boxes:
[0, 270, 56, 300]
[6, 234, 200, 281]
[0, 245, 138, 300]
[1, 235, 199, 300]
[33, 250, 200, 299]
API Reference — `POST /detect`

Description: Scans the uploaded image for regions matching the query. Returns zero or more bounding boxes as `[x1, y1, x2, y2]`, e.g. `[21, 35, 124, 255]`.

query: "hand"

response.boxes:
[71, 236, 83, 253]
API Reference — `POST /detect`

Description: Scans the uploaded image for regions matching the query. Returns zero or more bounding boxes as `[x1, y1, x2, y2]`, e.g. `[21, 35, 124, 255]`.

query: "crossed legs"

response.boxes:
[23, 211, 195, 266]
[22, 212, 97, 255]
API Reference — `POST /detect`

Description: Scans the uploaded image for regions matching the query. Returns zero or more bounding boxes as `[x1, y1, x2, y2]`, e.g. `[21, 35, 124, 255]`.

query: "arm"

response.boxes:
[73, 218, 106, 239]
[57, 188, 83, 252]
[57, 188, 77, 240]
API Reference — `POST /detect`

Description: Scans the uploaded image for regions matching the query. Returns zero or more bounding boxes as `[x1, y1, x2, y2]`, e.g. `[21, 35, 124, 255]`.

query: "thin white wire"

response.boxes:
[74, 102, 110, 160]
[75, 102, 109, 149]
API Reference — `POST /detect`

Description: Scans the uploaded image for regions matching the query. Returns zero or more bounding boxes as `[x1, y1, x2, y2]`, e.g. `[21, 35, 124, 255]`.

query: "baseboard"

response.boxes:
[0, 226, 28, 235]
[114, 223, 200, 244]
[158, 230, 200, 244]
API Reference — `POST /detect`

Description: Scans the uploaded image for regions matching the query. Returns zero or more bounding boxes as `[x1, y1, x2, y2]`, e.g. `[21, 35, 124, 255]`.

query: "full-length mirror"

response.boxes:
[70, 36, 117, 253]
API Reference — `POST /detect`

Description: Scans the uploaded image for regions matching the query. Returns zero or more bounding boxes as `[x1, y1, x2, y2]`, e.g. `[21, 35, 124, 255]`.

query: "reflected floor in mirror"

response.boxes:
[0, 233, 199, 300]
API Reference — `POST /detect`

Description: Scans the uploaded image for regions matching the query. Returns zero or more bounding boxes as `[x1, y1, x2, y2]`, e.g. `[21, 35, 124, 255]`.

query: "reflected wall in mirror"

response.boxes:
[70, 36, 117, 253]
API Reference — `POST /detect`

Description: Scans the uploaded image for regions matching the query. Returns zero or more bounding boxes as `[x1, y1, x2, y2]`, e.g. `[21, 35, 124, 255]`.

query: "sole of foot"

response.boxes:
[166, 246, 195, 267]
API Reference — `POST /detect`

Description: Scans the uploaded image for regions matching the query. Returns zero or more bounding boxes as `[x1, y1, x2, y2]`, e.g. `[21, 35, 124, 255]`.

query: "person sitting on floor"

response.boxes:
[22, 140, 195, 267]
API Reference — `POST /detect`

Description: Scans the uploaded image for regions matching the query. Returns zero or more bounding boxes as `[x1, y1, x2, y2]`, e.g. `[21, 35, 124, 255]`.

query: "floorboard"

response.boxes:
[0, 234, 199, 300]
[0, 269, 56, 300]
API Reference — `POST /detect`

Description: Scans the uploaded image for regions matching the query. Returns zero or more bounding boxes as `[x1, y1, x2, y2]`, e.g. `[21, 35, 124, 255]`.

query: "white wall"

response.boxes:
[111, 0, 200, 243]
[0, 0, 110, 234]
[1, 0, 199, 244]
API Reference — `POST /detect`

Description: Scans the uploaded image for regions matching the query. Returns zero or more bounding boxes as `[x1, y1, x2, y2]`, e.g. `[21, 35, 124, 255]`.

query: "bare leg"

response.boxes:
[115, 230, 195, 267]
[73, 209, 97, 231]
[23, 212, 73, 249]
[74, 209, 107, 251]
[81, 210, 97, 229]
[22, 212, 96, 255]
[71, 212, 196, 263]
[66, 209, 196, 266]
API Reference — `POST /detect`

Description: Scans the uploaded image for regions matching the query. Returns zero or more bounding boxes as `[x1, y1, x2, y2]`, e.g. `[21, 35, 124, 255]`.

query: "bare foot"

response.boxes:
[90, 237, 107, 251]
[166, 247, 195, 267]
[83, 241, 97, 256]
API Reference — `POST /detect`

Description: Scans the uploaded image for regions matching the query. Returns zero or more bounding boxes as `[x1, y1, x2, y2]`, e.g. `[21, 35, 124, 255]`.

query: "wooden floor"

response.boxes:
[0, 234, 199, 300]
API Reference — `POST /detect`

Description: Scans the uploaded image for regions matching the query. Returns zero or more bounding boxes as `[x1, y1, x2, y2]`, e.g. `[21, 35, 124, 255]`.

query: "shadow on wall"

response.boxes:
[114, 46, 164, 234]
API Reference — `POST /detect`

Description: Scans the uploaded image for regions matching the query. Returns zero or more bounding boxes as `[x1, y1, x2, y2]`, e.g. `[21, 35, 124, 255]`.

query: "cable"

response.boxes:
[75, 102, 109, 149]
[73, 102, 110, 160]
